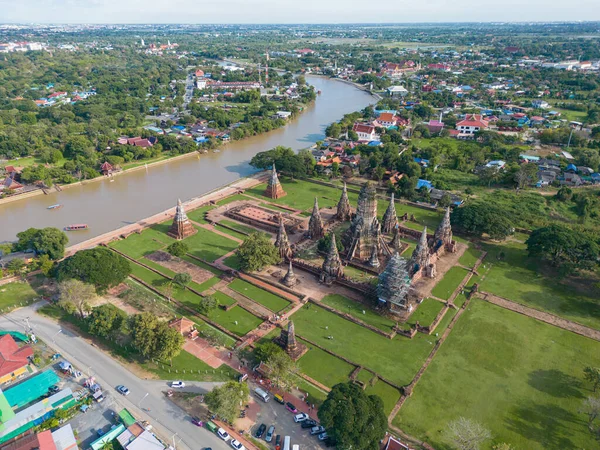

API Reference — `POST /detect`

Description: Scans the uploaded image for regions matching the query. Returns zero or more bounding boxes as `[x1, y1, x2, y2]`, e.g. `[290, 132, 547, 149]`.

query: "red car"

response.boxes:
[285, 402, 297, 413]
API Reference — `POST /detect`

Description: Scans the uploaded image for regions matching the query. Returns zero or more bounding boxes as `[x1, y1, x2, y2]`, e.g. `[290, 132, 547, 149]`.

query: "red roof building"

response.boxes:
[2, 430, 57, 450]
[195, 69, 205, 77]
[2, 177, 24, 191]
[456, 114, 489, 135]
[0, 335, 33, 383]
[100, 162, 114, 175]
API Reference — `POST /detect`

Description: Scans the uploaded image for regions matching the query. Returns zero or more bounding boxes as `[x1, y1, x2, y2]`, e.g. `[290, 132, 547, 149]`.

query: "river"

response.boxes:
[0, 76, 374, 244]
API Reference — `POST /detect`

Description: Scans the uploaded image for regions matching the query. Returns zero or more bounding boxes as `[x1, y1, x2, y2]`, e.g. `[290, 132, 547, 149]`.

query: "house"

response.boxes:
[387, 85, 408, 97]
[0, 334, 33, 384]
[195, 69, 204, 77]
[352, 123, 380, 142]
[560, 172, 583, 186]
[100, 162, 114, 175]
[425, 120, 445, 134]
[485, 160, 506, 170]
[1, 429, 57, 450]
[373, 112, 399, 128]
[416, 179, 433, 191]
[455, 114, 489, 135]
[1, 176, 24, 192]
[532, 100, 550, 109]
[196, 78, 207, 89]
[382, 61, 419, 78]
[430, 188, 463, 206]
[168, 317, 195, 336]
[51, 424, 78, 450]
[385, 435, 412, 450]
[537, 169, 558, 187]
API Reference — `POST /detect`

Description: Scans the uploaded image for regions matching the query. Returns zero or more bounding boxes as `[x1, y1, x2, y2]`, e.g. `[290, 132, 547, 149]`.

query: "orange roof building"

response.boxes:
[0, 334, 33, 384]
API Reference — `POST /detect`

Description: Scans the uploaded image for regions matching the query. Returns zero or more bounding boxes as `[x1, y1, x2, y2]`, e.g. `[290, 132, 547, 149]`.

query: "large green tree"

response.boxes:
[154, 322, 185, 364]
[55, 247, 131, 293]
[266, 351, 298, 392]
[318, 382, 387, 449]
[451, 203, 514, 240]
[237, 232, 280, 272]
[129, 312, 159, 357]
[526, 224, 599, 274]
[88, 304, 126, 338]
[205, 381, 249, 424]
[15, 227, 68, 260]
[58, 279, 96, 318]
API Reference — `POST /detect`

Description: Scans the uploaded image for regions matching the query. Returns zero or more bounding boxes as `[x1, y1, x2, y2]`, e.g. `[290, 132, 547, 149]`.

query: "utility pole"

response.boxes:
[567, 127, 574, 149]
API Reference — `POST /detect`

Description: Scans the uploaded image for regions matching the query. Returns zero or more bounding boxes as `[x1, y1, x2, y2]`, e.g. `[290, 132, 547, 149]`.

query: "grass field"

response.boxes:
[109, 233, 167, 260]
[292, 304, 436, 386]
[186, 205, 215, 224]
[320, 294, 396, 332]
[143, 350, 239, 382]
[228, 279, 290, 312]
[223, 253, 242, 270]
[479, 240, 600, 330]
[0, 277, 45, 310]
[407, 298, 445, 327]
[212, 291, 237, 307]
[219, 219, 258, 235]
[459, 247, 482, 268]
[296, 378, 328, 408]
[365, 380, 401, 416]
[431, 266, 469, 300]
[297, 340, 355, 388]
[396, 299, 600, 450]
[206, 305, 262, 336]
[182, 227, 239, 262]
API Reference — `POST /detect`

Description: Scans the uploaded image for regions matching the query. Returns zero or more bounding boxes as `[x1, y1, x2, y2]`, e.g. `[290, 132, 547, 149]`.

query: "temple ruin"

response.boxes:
[281, 260, 298, 287]
[273, 320, 307, 360]
[377, 253, 412, 313]
[275, 216, 293, 260]
[320, 233, 344, 284]
[336, 182, 352, 222]
[307, 197, 325, 240]
[167, 199, 197, 240]
[264, 163, 286, 199]
[382, 193, 398, 233]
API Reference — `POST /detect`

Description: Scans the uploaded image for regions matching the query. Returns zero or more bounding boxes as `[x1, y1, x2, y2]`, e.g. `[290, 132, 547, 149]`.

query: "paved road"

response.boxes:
[183, 73, 194, 109]
[0, 303, 229, 450]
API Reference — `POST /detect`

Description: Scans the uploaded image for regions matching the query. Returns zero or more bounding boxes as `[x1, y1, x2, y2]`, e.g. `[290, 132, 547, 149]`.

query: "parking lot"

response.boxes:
[248, 392, 326, 450]
[68, 388, 122, 449]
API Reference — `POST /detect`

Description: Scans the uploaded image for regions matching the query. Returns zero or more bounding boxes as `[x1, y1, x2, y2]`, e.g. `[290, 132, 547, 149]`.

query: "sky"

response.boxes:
[1, 0, 599, 24]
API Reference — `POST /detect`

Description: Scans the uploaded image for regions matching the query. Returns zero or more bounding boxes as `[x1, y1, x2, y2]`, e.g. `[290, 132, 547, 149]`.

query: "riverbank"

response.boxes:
[64, 171, 269, 256]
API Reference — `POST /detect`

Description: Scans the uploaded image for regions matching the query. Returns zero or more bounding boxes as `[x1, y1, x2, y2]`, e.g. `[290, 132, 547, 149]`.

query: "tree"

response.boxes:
[167, 242, 189, 257]
[318, 233, 344, 254]
[6, 259, 25, 275]
[199, 295, 219, 314]
[154, 322, 185, 364]
[58, 279, 96, 318]
[173, 272, 192, 288]
[514, 163, 538, 189]
[555, 186, 573, 201]
[34, 254, 54, 276]
[579, 396, 600, 438]
[266, 351, 298, 392]
[584, 367, 600, 392]
[478, 167, 502, 187]
[526, 224, 599, 274]
[205, 381, 249, 424]
[237, 233, 280, 272]
[439, 192, 453, 208]
[129, 312, 159, 357]
[444, 417, 492, 450]
[15, 227, 68, 260]
[55, 247, 131, 293]
[451, 204, 513, 241]
[88, 304, 126, 338]
[253, 341, 283, 363]
[318, 382, 387, 450]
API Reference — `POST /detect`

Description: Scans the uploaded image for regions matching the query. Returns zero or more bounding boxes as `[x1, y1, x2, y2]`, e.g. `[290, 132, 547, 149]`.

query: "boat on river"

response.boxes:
[64, 224, 88, 231]
[47, 204, 62, 210]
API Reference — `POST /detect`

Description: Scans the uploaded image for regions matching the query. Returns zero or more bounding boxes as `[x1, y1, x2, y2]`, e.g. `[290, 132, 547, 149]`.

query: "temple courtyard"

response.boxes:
[2, 172, 595, 449]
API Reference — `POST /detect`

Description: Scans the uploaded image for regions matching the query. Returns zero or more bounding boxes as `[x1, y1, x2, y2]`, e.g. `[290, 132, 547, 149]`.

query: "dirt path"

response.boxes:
[478, 291, 600, 342]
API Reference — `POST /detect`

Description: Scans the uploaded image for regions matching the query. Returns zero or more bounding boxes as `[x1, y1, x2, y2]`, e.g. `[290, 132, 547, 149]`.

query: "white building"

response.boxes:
[353, 123, 380, 141]
[387, 85, 408, 97]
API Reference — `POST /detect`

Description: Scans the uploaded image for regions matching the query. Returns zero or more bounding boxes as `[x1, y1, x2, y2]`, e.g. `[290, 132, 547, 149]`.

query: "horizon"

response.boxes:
[1, 0, 600, 25]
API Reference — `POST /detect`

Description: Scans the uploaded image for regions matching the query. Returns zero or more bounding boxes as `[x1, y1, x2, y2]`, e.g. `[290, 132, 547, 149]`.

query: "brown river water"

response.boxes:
[0, 76, 375, 244]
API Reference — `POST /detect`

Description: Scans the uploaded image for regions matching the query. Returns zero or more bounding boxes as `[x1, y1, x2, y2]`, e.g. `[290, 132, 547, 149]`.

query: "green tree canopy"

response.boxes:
[173, 272, 192, 288]
[15, 227, 68, 260]
[58, 279, 96, 318]
[167, 242, 189, 257]
[205, 381, 249, 424]
[318, 382, 387, 449]
[88, 304, 126, 338]
[55, 247, 131, 293]
[237, 232, 280, 272]
[526, 224, 599, 275]
[451, 203, 514, 240]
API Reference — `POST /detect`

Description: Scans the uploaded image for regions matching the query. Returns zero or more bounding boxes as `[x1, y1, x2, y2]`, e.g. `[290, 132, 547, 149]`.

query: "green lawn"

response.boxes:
[143, 350, 239, 382]
[407, 298, 445, 327]
[182, 227, 239, 262]
[459, 247, 482, 268]
[356, 369, 375, 385]
[431, 267, 469, 300]
[192, 277, 221, 293]
[245, 178, 358, 211]
[292, 304, 436, 386]
[109, 233, 167, 260]
[0, 277, 45, 310]
[228, 279, 290, 312]
[206, 305, 262, 336]
[295, 378, 328, 409]
[219, 219, 258, 235]
[297, 340, 355, 388]
[365, 380, 401, 416]
[320, 294, 396, 332]
[212, 291, 237, 307]
[217, 194, 250, 205]
[396, 299, 600, 450]
[223, 253, 242, 270]
[186, 204, 215, 224]
[479, 241, 600, 330]
[396, 205, 442, 230]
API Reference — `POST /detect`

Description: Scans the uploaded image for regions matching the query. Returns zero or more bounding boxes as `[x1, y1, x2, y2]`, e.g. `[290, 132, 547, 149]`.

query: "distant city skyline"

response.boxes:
[1, 0, 599, 24]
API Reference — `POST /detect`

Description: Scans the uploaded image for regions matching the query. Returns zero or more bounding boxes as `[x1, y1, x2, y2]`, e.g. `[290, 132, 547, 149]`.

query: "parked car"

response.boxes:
[265, 425, 275, 442]
[48, 385, 60, 394]
[230, 439, 245, 450]
[275, 435, 281, 447]
[217, 428, 230, 441]
[255, 423, 267, 438]
[285, 402, 297, 413]
[116, 385, 130, 396]
[310, 426, 326, 435]
[301, 419, 317, 429]
[294, 413, 309, 423]
[318, 432, 329, 441]
[170, 381, 185, 388]
[274, 394, 285, 404]
[191, 417, 203, 427]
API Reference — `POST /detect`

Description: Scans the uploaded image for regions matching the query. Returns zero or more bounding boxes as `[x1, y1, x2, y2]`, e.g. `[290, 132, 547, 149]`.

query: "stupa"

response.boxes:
[281, 260, 298, 287]
[167, 199, 197, 240]
[320, 234, 344, 284]
[336, 182, 352, 222]
[382, 193, 398, 233]
[273, 320, 307, 360]
[307, 197, 325, 240]
[264, 163, 286, 199]
[275, 216, 292, 260]
[377, 253, 411, 312]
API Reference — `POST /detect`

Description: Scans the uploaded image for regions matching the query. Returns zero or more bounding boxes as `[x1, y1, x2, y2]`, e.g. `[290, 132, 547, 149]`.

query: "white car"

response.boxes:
[217, 428, 230, 441]
[230, 439, 245, 450]
[294, 413, 309, 423]
[170, 381, 185, 388]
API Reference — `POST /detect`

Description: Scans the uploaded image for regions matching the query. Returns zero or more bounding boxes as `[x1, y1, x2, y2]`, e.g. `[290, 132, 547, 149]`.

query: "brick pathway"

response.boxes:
[478, 291, 600, 342]
[183, 338, 226, 369]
